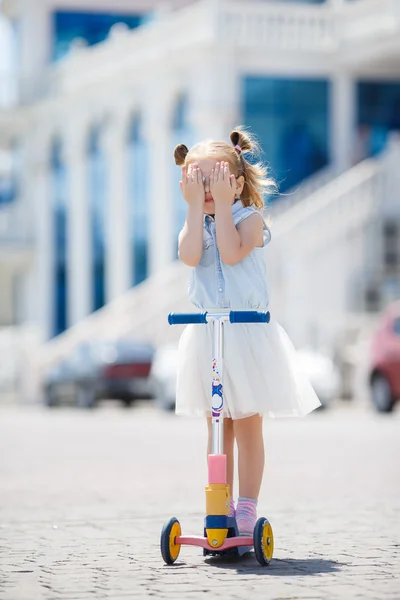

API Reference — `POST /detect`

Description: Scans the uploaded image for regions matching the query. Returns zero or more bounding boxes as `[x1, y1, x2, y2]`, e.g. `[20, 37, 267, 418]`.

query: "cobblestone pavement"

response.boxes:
[0, 401, 399, 600]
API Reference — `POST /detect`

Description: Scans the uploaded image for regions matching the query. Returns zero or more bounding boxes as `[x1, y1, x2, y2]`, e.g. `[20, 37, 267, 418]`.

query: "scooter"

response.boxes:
[160, 310, 274, 567]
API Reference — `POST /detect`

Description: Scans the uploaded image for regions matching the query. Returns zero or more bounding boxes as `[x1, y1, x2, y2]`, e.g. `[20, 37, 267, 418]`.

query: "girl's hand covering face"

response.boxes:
[210, 161, 236, 206]
[180, 163, 205, 206]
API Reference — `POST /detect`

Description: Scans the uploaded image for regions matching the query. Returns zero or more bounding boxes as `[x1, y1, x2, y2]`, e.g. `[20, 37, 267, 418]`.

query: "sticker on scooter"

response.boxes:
[212, 359, 223, 414]
[212, 383, 223, 415]
[212, 383, 223, 398]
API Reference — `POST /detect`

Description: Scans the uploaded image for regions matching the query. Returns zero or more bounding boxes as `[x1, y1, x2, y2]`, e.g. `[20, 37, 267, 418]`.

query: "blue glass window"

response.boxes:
[51, 139, 68, 336]
[52, 11, 142, 61]
[88, 126, 106, 311]
[0, 177, 15, 205]
[243, 77, 329, 194]
[128, 115, 148, 286]
[171, 95, 193, 250]
[357, 81, 400, 157]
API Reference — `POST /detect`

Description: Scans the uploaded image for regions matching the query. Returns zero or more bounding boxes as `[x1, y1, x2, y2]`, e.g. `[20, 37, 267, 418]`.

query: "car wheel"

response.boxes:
[371, 374, 395, 413]
[154, 381, 176, 412]
[122, 398, 133, 408]
[45, 387, 58, 407]
[166, 399, 176, 412]
[76, 386, 96, 409]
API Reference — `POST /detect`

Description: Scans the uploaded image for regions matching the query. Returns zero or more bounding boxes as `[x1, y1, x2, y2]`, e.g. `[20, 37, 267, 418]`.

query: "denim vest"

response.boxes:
[188, 201, 271, 310]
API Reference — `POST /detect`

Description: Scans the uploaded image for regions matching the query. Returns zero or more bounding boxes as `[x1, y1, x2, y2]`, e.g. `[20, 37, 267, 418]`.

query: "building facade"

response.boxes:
[0, 0, 400, 341]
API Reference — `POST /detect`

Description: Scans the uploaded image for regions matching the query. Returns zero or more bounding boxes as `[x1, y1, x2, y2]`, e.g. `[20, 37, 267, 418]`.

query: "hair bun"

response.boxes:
[230, 128, 254, 153]
[174, 143, 189, 166]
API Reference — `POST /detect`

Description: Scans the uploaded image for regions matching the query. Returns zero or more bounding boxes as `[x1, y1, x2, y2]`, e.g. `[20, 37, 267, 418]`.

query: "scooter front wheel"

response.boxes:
[253, 517, 274, 566]
[161, 517, 182, 565]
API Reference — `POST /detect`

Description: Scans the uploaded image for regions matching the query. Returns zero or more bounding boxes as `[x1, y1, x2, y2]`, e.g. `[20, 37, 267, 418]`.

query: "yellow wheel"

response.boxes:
[161, 517, 181, 565]
[254, 517, 274, 566]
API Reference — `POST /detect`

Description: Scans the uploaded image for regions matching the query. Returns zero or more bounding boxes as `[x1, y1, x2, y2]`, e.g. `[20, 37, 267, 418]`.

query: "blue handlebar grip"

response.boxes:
[168, 312, 208, 325]
[229, 310, 270, 323]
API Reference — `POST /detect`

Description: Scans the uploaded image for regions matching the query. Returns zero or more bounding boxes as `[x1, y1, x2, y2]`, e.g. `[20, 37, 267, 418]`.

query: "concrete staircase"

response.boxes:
[36, 137, 400, 376]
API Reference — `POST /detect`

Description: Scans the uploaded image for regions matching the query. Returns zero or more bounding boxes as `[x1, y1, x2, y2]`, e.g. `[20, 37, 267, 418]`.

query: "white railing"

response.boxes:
[46, 0, 339, 97]
[266, 139, 400, 351]
[50, 0, 400, 98]
[0, 69, 59, 109]
[54, 2, 213, 96]
[219, 1, 336, 51]
[268, 165, 339, 220]
[340, 0, 400, 47]
[2, 0, 399, 109]
[267, 159, 383, 349]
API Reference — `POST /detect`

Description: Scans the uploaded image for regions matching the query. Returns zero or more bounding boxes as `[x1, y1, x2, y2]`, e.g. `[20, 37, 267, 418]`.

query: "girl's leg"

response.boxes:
[233, 414, 264, 533]
[207, 417, 235, 515]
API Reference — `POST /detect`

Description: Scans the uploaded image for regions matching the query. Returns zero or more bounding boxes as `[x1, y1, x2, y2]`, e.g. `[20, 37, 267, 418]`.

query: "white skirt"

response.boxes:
[176, 317, 321, 420]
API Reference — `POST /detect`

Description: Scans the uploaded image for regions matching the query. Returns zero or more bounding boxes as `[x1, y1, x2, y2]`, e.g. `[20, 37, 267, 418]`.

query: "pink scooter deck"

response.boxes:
[176, 535, 254, 552]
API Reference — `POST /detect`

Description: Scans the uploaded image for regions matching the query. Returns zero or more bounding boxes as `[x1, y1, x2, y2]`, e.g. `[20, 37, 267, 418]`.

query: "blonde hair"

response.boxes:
[174, 126, 276, 209]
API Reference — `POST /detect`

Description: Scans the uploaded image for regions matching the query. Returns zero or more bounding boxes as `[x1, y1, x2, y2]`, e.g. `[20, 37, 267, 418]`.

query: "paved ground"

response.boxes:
[0, 400, 399, 600]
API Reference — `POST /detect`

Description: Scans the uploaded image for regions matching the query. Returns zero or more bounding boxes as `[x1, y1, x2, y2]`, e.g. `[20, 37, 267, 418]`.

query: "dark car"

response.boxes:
[44, 339, 155, 408]
[369, 302, 400, 413]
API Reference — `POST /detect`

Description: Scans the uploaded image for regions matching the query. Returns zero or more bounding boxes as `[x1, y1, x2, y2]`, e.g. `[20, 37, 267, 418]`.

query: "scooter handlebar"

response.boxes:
[168, 312, 208, 325]
[229, 311, 270, 323]
[168, 311, 270, 325]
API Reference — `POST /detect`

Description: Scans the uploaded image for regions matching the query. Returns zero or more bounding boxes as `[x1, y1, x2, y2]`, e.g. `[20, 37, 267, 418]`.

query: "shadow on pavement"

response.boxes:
[205, 553, 345, 575]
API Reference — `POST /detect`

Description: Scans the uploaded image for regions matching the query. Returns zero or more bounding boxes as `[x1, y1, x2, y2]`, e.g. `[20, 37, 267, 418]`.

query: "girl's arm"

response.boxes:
[178, 163, 205, 267]
[215, 203, 263, 266]
[178, 203, 204, 267]
[211, 161, 263, 265]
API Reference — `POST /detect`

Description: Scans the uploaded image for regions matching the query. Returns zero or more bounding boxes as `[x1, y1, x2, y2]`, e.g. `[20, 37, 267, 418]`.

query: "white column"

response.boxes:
[143, 90, 175, 276]
[188, 53, 241, 140]
[17, 139, 37, 325]
[0, 269, 15, 326]
[32, 148, 53, 340]
[102, 111, 132, 303]
[64, 120, 92, 327]
[331, 73, 356, 172]
[382, 134, 400, 219]
[18, 4, 52, 100]
[20, 269, 37, 323]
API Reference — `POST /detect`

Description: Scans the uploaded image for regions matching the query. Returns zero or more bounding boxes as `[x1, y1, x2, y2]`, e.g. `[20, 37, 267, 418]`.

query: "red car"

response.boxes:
[369, 302, 400, 412]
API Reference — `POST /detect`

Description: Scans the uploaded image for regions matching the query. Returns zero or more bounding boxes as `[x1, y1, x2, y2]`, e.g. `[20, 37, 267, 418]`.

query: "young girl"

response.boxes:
[174, 128, 320, 535]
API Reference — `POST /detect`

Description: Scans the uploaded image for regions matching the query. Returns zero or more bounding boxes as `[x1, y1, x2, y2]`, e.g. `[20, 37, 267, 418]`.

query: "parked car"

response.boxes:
[44, 339, 155, 408]
[369, 302, 400, 413]
[150, 344, 178, 412]
[295, 348, 341, 408]
[151, 343, 340, 412]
